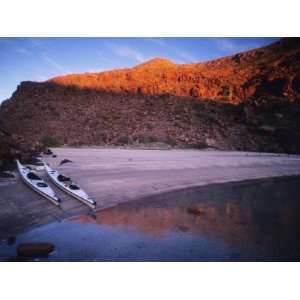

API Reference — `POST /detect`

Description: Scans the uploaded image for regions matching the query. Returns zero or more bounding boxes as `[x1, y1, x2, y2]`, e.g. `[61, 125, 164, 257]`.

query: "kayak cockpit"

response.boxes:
[44, 162, 96, 209]
[27, 172, 42, 180]
[57, 174, 71, 182]
[69, 184, 80, 190]
[37, 182, 48, 188]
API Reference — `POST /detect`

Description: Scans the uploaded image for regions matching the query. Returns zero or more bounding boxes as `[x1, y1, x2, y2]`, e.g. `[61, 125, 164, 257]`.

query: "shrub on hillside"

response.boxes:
[117, 135, 132, 145]
[40, 136, 59, 147]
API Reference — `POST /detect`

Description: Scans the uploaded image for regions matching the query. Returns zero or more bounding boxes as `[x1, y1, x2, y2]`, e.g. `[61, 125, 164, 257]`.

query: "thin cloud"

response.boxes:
[98, 50, 115, 65]
[213, 38, 260, 53]
[41, 53, 70, 73]
[213, 38, 238, 52]
[107, 43, 146, 63]
[0, 38, 32, 55]
[174, 49, 197, 63]
[147, 38, 197, 63]
[28, 38, 45, 48]
[148, 37, 168, 47]
[14, 47, 32, 55]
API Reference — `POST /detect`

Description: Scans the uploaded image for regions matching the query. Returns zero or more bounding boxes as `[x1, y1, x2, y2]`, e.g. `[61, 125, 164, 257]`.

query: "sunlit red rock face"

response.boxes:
[0, 38, 300, 156]
[49, 38, 300, 103]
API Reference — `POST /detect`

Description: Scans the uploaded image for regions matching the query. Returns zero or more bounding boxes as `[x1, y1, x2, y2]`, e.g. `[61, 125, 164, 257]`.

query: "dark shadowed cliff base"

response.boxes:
[1, 86, 300, 156]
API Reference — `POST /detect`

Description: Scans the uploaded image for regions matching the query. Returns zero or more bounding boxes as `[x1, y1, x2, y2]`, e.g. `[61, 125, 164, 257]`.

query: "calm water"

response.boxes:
[1, 176, 300, 261]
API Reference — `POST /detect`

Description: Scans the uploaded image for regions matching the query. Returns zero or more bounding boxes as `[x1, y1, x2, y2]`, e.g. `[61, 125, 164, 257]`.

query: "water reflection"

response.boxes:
[71, 176, 300, 260]
[2, 176, 300, 261]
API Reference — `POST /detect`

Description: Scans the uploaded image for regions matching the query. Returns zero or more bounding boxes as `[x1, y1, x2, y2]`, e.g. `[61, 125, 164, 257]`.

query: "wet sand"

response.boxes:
[1, 148, 300, 238]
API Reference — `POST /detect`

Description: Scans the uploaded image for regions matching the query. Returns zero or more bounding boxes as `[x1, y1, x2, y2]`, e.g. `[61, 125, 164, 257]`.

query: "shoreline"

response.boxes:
[1, 174, 300, 240]
[94, 174, 300, 213]
[1, 148, 300, 238]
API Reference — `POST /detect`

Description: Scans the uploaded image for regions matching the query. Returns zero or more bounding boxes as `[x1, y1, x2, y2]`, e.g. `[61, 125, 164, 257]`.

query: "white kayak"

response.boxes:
[44, 163, 96, 209]
[16, 160, 61, 206]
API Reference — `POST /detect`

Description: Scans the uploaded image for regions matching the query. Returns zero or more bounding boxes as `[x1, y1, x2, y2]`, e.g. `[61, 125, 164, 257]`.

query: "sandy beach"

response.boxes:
[45, 148, 300, 207]
[1, 148, 300, 237]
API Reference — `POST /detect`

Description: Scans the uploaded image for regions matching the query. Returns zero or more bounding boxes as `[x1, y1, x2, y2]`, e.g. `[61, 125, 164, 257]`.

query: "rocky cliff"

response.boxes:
[0, 38, 300, 163]
[48, 38, 300, 103]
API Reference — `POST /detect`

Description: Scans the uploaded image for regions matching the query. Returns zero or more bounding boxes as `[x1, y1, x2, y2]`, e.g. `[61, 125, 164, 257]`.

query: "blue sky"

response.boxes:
[0, 37, 279, 103]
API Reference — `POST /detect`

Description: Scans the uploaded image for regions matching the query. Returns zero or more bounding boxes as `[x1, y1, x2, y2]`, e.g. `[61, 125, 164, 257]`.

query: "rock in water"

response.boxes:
[17, 243, 55, 257]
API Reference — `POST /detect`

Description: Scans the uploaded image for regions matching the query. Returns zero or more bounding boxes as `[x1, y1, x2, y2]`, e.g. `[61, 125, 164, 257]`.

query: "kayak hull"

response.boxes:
[16, 160, 61, 206]
[44, 163, 96, 209]
[22, 176, 61, 206]
[51, 179, 96, 209]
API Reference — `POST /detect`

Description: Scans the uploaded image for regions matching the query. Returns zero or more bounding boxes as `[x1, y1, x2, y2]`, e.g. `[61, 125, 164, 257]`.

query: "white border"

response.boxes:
[1, 0, 300, 299]
[1, 263, 300, 300]
[1, 0, 299, 36]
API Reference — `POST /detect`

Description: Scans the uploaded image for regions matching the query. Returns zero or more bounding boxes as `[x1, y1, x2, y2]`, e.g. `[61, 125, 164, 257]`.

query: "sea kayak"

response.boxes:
[16, 160, 61, 206]
[44, 163, 96, 209]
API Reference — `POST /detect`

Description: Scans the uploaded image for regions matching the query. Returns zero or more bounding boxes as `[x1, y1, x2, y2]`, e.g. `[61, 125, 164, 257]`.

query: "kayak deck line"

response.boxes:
[16, 160, 61, 206]
[44, 162, 97, 209]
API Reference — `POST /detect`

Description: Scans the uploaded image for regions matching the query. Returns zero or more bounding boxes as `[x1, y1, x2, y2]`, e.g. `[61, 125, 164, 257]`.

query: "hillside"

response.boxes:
[0, 38, 300, 164]
[48, 38, 300, 103]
